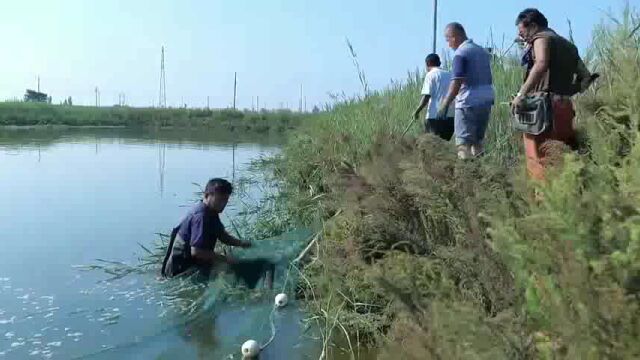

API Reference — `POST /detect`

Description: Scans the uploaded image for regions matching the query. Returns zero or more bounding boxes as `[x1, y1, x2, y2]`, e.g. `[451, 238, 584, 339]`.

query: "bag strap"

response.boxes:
[160, 226, 180, 277]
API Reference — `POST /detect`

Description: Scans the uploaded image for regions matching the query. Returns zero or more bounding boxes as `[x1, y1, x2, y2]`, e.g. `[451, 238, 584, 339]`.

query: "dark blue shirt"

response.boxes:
[177, 201, 225, 250]
[451, 39, 495, 108]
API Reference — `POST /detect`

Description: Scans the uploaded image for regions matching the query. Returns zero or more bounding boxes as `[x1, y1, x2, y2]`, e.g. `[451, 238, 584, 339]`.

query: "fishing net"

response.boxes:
[78, 228, 321, 360]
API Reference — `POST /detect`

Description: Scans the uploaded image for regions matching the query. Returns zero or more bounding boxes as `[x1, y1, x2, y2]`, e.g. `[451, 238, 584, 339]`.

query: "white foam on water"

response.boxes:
[0, 316, 16, 324]
[4, 332, 15, 339]
[43, 313, 54, 319]
[33, 334, 42, 338]
[29, 350, 40, 356]
[10, 341, 25, 348]
[67, 332, 83, 337]
[46, 342, 61, 347]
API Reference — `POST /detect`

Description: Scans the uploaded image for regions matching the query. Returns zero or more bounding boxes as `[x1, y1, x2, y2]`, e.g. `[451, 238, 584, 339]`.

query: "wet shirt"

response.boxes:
[177, 201, 225, 250]
[452, 39, 495, 108]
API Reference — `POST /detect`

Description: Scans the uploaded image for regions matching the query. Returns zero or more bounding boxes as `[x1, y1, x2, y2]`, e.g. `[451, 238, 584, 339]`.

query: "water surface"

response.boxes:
[0, 127, 325, 359]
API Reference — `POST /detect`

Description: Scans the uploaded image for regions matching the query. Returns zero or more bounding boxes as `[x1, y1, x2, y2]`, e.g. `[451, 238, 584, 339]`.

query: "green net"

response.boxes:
[80, 228, 321, 360]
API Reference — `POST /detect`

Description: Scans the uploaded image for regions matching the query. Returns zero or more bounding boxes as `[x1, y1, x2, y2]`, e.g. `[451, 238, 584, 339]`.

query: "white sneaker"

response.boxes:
[457, 145, 471, 160]
[471, 144, 484, 157]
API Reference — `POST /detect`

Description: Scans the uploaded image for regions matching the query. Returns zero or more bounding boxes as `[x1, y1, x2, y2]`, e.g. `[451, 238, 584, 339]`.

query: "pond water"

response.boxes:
[0, 127, 334, 359]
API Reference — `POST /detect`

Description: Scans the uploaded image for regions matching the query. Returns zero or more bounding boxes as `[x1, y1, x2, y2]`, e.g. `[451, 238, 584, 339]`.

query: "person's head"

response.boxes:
[444, 22, 468, 50]
[425, 53, 441, 70]
[202, 178, 233, 213]
[516, 8, 549, 42]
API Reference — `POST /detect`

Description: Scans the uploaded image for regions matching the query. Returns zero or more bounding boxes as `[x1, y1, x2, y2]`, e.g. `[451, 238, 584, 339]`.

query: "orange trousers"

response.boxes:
[523, 98, 576, 180]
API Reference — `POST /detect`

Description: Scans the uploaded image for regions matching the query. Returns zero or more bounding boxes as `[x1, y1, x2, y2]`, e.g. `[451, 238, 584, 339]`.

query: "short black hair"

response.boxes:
[516, 8, 548, 28]
[425, 53, 441, 67]
[204, 178, 233, 195]
[446, 22, 467, 37]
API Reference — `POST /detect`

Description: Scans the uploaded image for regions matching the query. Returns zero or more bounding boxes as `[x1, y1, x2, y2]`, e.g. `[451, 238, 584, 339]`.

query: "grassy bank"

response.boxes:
[273, 6, 640, 359]
[0, 102, 313, 132]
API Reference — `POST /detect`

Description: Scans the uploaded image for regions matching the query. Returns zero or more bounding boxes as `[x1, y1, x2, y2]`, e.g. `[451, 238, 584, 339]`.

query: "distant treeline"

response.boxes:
[0, 102, 317, 132]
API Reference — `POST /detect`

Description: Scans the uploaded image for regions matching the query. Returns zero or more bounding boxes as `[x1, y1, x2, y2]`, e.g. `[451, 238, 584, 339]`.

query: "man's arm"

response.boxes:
[413, 95, 430, 119]
[191, 247, 230, 265]
[438, 54, 465, 117]
[220, 230, 251, 248]
[441, 79, 463, 110]
[518, 37, 550, 96]
[187, 215, 234, 266]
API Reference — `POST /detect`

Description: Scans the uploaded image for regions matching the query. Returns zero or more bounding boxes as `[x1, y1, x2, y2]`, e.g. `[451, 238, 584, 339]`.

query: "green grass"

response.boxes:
[270, 4, 640, 359]
[0, 101, 313, 132]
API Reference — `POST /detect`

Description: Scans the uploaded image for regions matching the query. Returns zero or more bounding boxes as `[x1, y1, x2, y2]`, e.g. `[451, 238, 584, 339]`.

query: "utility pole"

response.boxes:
[432, 0, 438, 53]
[257, 96, 260, 110]
[304, 96, 307, 112]
[95, 87, 100, 107]
[207, 96, 210, 109]
[233, 72, 237, 110]
[37, 76, 40, 92]
[299, 84, 303, 112]
[159, 46, 167, 108]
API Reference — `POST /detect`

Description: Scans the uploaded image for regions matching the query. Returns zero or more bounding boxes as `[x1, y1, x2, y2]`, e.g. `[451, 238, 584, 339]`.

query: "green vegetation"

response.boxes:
[268, 6, 640, 359]
[0, 101, 312, 132]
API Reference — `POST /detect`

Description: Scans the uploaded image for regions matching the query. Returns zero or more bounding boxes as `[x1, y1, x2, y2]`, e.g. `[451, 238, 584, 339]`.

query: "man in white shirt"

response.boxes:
[413, 53, 455, 141]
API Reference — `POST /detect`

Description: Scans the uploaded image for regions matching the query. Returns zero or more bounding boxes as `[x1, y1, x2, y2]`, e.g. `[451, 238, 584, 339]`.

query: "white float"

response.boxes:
[241, 339, 260, 358]
[274, 293, 288, 308]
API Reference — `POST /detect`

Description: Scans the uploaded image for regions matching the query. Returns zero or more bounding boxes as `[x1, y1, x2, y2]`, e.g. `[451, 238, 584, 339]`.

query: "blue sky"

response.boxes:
[0, 0, 635, 109]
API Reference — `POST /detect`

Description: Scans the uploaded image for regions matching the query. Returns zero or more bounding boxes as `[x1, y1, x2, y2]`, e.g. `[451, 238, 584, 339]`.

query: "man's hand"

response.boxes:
[511, 94, 525, 113]
[436, 104, 449, 121]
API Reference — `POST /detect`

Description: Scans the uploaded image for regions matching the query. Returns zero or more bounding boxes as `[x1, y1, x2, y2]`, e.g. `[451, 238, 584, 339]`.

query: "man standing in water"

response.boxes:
[413, 53, 455, 141]
[512, 8, 596, 180]
[162, 178, 251, 279]
[438, 23, 495, 159]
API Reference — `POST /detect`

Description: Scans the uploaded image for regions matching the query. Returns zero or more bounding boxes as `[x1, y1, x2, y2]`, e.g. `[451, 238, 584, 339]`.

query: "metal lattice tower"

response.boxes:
[159, 46, 167, 108]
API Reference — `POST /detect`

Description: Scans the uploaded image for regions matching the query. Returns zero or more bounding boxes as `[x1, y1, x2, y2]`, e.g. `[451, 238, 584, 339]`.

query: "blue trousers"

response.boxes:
[454, 106, 492, 146]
